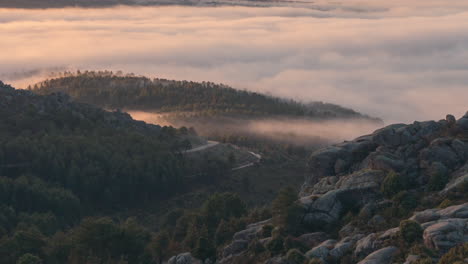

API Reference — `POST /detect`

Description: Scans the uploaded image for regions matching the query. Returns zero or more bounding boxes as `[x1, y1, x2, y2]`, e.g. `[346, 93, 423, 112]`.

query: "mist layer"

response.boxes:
[1, 2, 468, 122]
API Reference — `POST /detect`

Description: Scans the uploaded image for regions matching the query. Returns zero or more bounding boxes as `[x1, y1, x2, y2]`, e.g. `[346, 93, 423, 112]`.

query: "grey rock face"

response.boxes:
[406, 203, 468, 253]
[403, 254, 421, 264]
[294, 114, 468, 264]
[297, 232, 329, 248]
[423, 218, 468, 252]
[329, 234, 363, 260]
[357, 247, 399, 264]
[354, 233, 380, 259]
[167, 253, 202, 264]
[264, 257, 290, 264]
[305, 239, 336, 260]
[222, 240, 248, 259]
[301, 169, 384, 228]
[441, 163, 468, 194]
[411, 203, 468, 223]
[220, 219, 271, 261]
[457, 117, 468, 130]
[302, 188, 378, 227]
[420, 139, 461, 169]
[339, 223, 361, 238]
[335, 170, 385, 191]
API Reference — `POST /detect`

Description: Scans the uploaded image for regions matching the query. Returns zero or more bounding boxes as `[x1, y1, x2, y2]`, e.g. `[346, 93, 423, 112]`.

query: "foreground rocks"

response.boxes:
[167, 113, 468, 264]
[167, 253, 202, 264]
[300, 113, 468, 230]
[357, 247, 399, 264]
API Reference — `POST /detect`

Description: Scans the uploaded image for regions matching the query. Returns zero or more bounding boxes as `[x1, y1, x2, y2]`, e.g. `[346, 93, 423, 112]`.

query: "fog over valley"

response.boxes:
[2, 1, 468, 122]
[2, 1, 468, 264]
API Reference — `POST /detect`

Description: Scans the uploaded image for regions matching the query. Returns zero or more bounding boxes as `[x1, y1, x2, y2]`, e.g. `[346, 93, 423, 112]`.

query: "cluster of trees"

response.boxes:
[1, 81, 310, 263]
[0, 188, 303, 264]
[33, 71, 374, 121]
[0, 81, 235, 263]
[0, 82, 192, 210]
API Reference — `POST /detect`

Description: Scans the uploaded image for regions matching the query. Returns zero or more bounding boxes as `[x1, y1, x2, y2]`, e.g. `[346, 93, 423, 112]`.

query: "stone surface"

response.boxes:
[297, 232, 329, 248]
[167, 253, 202, 264]
[403, 254, 421, 264]
[357, 247, 399, 264]
[222, 240, 249, 258]
[335, 170, 385, 191]
[411, 203, 468, 223]
[354, 233, 380, 259]
[220, 219, 271, 261]
[457, 117, 468, 130]
[423, 218, 468, 252]
[305, 239, 337, 260]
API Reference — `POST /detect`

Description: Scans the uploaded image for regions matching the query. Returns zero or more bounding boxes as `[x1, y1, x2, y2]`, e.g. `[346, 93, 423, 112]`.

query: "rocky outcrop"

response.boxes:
[415, 204, 468, 252]
[423, 218, 467, 252]
[301, 170, 384, 227]
[305, 239, 336, 260]
[411, 203, 468, 223]
[457, 112, 468, 130]
[215, 114, 468, 264]
[305, 234, 364, 261]
[441, 162, 468, 194]
[357, 247, 399, 264]
[354, 233, 380, 259]
[167, 253, 202, 264]
[300, 113, 468, 230]
[220, 219, 271, 261]
[297, 232, 329, 248]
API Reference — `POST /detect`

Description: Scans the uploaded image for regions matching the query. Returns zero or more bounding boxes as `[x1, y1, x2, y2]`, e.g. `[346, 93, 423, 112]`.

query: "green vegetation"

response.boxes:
[399, 220, 423, 244]
[271, 187, 304, 234]
[438, 243, 468, 264]
[286, 248, 306, 264]
[381, 171, 409, 198]
[0, 82, 285, 263]
[428, 172, 449, 191]
[33, 71, 374, 120]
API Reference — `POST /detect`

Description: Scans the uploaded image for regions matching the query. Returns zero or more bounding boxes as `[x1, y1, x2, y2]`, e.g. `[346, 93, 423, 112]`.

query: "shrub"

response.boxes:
[261, 224, 274, 238]
[283, 236, 308, 253]
[286, 249, 306, 264]
[438, 243, 468, 264]
[393, 191, 418, 210]
[266, 236, 284, 255]
[381, 171, 407, 198]
[413, 258, 433, 264]
[16, 254, 42, 264]
[308, 258, 324, 264]
[399, 220, 423, 244]
[428, 172, 448, 191]
[248, 239, 265, 254]
[409, 244, 436, 259]
[425, 162, 448, 191]
[438, 199, 453, 209]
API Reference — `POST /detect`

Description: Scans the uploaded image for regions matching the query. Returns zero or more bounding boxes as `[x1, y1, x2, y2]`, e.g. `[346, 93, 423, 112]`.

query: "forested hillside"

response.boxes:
[33, 71, 378, 121]
[0, 81, 305, 264]
[0, 81, 217, 263]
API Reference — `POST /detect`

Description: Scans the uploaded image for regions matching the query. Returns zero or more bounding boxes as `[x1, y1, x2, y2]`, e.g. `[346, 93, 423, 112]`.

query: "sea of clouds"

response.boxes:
[1, 0, 468, 123]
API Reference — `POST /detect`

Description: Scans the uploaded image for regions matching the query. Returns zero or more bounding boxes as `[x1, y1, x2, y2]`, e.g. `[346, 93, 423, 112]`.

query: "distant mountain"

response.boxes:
[33, 71, 379, 122]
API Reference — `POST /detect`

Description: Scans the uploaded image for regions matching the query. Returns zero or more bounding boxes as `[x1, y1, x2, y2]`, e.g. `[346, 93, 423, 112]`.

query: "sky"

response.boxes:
[1, 1, 468, 123]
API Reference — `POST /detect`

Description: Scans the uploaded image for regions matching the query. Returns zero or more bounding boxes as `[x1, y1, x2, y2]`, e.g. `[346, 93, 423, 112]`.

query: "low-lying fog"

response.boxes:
[129, 111, 382, 144]
[1, 1, 468, 123]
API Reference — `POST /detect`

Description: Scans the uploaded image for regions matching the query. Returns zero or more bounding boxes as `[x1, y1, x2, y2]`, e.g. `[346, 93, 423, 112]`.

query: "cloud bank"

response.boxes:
[1, 1, 468, 123]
